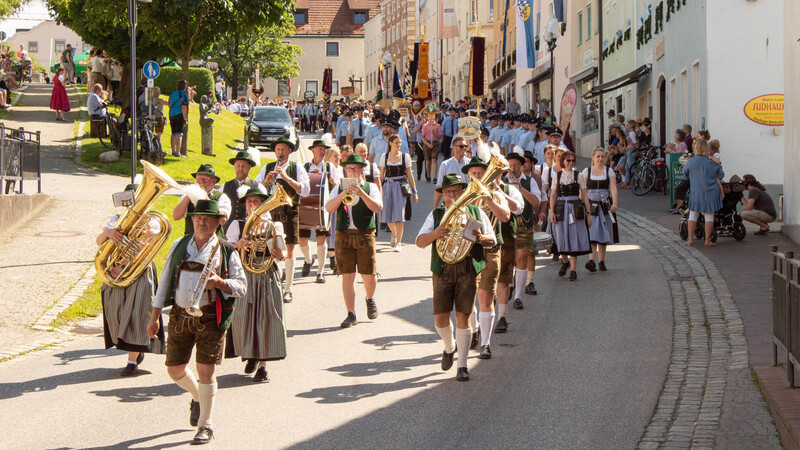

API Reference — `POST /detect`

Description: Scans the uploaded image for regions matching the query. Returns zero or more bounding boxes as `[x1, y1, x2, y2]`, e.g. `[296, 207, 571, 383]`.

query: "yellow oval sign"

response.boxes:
[744, 94, 784, 126]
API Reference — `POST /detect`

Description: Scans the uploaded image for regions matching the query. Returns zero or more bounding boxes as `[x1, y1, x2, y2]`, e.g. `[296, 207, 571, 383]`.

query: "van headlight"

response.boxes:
[249, 125, 259, 133]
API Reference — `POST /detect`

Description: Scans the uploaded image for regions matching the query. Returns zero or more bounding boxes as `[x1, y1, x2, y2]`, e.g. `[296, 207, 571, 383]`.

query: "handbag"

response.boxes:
[397, 153, 413, 197]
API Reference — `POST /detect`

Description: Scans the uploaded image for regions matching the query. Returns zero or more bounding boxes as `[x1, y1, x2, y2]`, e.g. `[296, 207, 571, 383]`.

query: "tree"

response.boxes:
[137, 0, 296, 82]
[206, 17, 302, 95]
[0, 0, 29, 20]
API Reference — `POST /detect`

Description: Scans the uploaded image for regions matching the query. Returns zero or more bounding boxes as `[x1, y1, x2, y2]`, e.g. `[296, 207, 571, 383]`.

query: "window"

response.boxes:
[326, 42, 339, 57]
[354, 11, 367, 24]
[489, 0, 494, 21]
[332, 80, 339, 95]
[471, 0, 478, 23]
[581, 79, 599, 135]
[577, 11, 583, 44]
[277, 80, 289, 97]
[536, 12, 541, 37]
[670, 77, 676, 132]
[587, 4, 592, 38]
[27, 41, 37, 52]
[306, 80, 318, 95]
[692, 62, 700, 129]
[293, 10, 307, 24]
[54, 40, 65, 53]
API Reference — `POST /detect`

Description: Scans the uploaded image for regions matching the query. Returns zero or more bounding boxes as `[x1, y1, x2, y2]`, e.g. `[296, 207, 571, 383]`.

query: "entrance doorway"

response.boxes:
[658, 76, 666, 146]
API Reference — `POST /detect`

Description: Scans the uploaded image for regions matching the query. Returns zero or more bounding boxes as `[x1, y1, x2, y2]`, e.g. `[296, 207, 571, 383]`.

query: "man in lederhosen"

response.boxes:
[325, 154, 382, 328]
[173, 164, 232, 240]
[299, 139, 339, 283]
[147, 199, 247, 445]
[221, 150, 263, 234]
[254, 136, 310, 303]
[416, 174, 496, 382]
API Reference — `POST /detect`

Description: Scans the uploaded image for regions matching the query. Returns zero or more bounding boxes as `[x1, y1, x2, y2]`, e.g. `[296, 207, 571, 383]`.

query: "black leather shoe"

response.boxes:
[470, 331, 479, 350]
[599, 261, 607, 272]
[189, 400, 200, 427]
[478, 345, 492, 359]
[366, 298, 378, 320]
[585, 260, 597, 272]
[441, 349, 455, 371]
[120, 363, 138, 377]
[558, 262, 569, 277]
[136, 353, 144, 365]
[191, 426, 214, 445]
[569, 271, 577, 281]
[456, 367, 470, 381]
[513, 298, 524, 310]
[341, 312, 358, 328]
[244, 359, 257, 374]
[316, 273, 325, 283]
[253, 366, 268, 382]
[330, 258, 337, 275]
[301, 260, 313, 277]
[283, 291, 293, 303]
[525, 282, 537, 295]
[495, 317, 508, 333]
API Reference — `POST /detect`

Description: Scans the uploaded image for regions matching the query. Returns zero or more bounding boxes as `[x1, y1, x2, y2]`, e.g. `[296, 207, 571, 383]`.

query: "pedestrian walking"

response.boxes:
[168, 80, 190, 157]
[379, 134, 419, 251]
[682, 140, 724, 247]
[49, 67, 70, 121]
[549, 152, 592, 281]
[582, 148, 619, 272]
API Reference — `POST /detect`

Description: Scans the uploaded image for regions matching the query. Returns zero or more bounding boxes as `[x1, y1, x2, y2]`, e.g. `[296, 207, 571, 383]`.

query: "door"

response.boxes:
[658, 77, 666, 146]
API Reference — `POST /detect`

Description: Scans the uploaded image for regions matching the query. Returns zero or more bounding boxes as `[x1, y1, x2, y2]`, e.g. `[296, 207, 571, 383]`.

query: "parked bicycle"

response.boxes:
[138, 117, 164, 165]
[630, 145, 669, 196]
[98, 99, 125, 152]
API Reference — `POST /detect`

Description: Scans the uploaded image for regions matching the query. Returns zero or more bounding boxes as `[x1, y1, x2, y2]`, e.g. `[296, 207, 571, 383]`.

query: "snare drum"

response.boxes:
[532, 232, 553, 252]
[299, 171, 331, 231]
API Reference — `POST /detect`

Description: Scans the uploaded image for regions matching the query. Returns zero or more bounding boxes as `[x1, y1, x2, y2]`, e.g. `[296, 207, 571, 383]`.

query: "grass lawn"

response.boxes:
[78, 99, 266, 182]
[53, 194, 187, 328]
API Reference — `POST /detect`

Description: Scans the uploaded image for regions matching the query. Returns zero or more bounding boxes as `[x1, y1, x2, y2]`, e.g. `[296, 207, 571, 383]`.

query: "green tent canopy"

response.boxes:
[49, 50, 91, 74]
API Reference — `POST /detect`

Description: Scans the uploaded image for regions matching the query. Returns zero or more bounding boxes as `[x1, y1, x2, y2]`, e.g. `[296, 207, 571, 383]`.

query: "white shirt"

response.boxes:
[326, 182, 382, 229]
[416, 206, 497, 248]
[225, 212, 285, 244]
[436, 156, 471, 187]
[152, 235, 247, 309]
[507, 172, 544, 203]
[503, 183, 525, 215]
[550, 169, 588, 192]
[306, 160, 341, 186]
[255, 160, 311, 198]
[103, 214, 161, 235]
[175, 190, 232, 221]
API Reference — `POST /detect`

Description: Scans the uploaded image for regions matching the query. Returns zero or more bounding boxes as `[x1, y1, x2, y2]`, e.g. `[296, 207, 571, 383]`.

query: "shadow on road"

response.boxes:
[362, 333, 438, 350]
[327, 354, 441, 377]
[53, 348, 114, 366]
[286, 326, 341, 338]
[47, 428, 191, 449]
[295, 373, 443, 404]
[0, 367, 122, 400]
[89, 381, 183, 403]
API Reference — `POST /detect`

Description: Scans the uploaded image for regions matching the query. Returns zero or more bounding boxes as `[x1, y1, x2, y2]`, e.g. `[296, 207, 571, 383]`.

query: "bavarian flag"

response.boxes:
[516, 0, 536, 69]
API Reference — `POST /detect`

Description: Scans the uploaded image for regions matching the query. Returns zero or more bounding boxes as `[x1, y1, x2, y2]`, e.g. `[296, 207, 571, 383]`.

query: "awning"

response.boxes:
[582, 64, 651, 99]
[489, 68, 516, 90]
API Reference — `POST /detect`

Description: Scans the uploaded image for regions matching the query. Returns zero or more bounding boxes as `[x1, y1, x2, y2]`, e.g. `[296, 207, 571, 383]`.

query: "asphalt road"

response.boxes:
[1, 133, 672, 449]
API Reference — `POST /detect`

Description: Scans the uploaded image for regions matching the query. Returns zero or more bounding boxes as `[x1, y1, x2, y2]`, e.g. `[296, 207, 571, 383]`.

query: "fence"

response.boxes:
[771, 245, 800, 386]
[0, 124, 41, 195]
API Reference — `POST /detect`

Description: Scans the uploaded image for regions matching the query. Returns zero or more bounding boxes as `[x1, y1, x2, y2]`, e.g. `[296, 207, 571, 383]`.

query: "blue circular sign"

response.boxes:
[143, 61, 160, 79]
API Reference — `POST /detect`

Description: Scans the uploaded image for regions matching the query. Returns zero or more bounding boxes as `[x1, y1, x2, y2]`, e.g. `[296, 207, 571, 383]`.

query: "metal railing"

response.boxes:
[771, 245, 800, 386]
[0, 124, 41, 194]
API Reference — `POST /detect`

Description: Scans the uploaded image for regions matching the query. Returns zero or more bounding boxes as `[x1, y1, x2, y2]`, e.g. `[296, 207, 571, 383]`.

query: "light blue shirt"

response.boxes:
[436, 156, 471, 187]
[442, 117, 459, 137]
[87, 92, 105, 117]
[335, 117, 349, 138]
[364, 123, 381, 148]
[500, 126, 517, 149]
[369, 136, 389, 166]
[398, 127, 410, 154]
[532, 139, 548, 163]
[349, 118, 369, 139]
[519, 130, 535, 149]
[487, 126, 502, 145]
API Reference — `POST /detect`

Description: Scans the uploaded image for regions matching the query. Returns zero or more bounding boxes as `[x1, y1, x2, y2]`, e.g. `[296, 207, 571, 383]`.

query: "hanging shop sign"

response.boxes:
[743, 94, 784, 126]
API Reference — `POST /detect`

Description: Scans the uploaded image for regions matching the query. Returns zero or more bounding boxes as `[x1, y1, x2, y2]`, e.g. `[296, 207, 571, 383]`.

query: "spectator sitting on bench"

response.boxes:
[87, 84, 106, 121]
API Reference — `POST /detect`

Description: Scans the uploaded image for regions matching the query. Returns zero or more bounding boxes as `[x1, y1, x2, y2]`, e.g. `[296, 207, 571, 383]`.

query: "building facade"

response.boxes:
[783, 0, 799, 242]
[363, 11, 382, 101]
[570, 0, 601, 157]
[8, 20, 88, 68]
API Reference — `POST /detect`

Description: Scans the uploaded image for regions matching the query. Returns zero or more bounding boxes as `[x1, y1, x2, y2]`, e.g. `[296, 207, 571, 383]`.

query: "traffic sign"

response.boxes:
[143, 61, 160, 79]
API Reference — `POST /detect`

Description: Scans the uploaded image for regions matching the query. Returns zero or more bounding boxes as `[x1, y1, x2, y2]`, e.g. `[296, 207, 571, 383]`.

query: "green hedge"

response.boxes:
[153, 66, 214, 102]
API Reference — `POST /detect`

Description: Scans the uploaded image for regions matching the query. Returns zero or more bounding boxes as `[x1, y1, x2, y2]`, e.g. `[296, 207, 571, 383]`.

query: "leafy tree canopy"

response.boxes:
[0, 0, 28, 20]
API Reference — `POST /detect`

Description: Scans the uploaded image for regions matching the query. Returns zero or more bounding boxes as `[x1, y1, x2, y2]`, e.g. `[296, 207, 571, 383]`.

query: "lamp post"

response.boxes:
[543, 12, 559, 115]
[128, 0, 152, 183]
[382, 51, 392, 99]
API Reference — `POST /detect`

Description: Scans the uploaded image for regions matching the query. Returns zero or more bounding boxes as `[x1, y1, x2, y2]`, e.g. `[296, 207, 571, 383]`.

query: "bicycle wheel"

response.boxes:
[632, 167, 656, 196]
[98, 118, 115, 149]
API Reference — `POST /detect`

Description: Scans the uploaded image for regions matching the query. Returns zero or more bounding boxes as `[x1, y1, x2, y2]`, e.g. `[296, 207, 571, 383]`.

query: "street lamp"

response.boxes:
[128, 0, 152, 183]
[543, 11, 559, 114]
[382, 51, 392, 98]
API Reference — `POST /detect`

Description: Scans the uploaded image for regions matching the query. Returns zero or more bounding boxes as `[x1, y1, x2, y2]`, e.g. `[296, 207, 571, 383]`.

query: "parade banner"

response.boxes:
[322, 68, 332, 96]
[469, 36, 486, 97]
[417, 42, 430, 99]
[743, 94, 784, 126]
[439, 0, 458, 39]
[516, 0, 537, 69]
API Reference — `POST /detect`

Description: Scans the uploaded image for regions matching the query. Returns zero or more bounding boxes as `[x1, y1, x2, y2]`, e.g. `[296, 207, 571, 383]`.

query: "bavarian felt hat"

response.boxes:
[524, 151, 538, 165]
[342, 154, 368, 167]
[309, 139, 331, 150]
[192, 164, 220, 182]
[506, 146, 526, 164]
[461, 156, 489, 174]
[229, 150, 257, 167]
[270, 136, 296, 152]
[237, 187, 269, 203]
[187, 199, 225, 217]
[436, 173, 469, 193]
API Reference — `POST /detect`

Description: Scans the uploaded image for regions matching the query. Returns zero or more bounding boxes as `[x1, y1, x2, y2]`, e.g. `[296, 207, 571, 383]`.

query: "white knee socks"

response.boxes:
[469, 304, 478, 332]
[175, 369, 199, 401]
[316, 244, 327, 275]
[284, 257, 295, 291]
[435, 321, 455, 353]
[479, 311, 495, 346]
[455, 327, 472, 369]
[300, 244, 312, 264]
[198, 382, 217, 428]
[498, 303, 508, 319]
[527, 269, 535, 283]
[514, 269, 528, 299]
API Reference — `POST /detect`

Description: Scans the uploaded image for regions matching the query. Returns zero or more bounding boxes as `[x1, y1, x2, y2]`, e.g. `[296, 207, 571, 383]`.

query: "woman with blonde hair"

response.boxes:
[682, 140, 724, 246]
[582, 147, 619, 272]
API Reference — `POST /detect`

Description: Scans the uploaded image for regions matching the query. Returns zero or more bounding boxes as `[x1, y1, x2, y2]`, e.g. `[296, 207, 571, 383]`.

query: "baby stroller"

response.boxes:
[678, 175, 747, 243]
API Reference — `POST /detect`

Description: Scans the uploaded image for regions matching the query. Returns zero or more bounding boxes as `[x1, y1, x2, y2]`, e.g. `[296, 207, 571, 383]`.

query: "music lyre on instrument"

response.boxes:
[95, 161, 181, 288]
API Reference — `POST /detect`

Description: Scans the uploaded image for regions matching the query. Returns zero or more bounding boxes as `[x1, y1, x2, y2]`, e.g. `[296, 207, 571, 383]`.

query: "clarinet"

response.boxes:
[185, 241, 221, 317]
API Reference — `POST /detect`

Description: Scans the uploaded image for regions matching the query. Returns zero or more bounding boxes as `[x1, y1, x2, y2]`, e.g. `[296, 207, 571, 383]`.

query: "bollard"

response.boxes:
[199, 95, 215, 156]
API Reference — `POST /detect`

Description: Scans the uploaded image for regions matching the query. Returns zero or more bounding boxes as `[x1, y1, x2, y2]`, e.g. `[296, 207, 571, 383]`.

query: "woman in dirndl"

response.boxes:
[225, 187, 288, 382]
[549, 151, 592, 281]
[379, 134, 418, 251]
[582, 148, 619, 273]
[97, 183, 165, 377]
[325, 146, 343, 273]
[50, 67, 70, 121]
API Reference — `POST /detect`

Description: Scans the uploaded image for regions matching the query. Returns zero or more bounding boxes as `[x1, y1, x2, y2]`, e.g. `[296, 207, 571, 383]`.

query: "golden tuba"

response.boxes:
[478, 152, 510, 229]
[95, 161, 181, 287]
[240, 184, 293, 273]
[436, 176, 493, 264]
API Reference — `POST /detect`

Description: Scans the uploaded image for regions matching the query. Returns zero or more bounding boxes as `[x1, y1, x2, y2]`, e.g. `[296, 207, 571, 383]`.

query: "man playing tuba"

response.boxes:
[415, 174, 496, 382]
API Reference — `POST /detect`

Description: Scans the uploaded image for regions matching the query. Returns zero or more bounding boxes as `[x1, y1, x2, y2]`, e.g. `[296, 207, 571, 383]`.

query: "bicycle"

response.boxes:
[631, 146, 668, 196]
[138, 116, 164, 165]
[98, 99, 125, 151]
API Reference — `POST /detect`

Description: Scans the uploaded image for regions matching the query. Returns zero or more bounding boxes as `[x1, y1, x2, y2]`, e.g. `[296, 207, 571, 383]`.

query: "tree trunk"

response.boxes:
[181, 48, 191, 92]
[119, 61, 133, 110]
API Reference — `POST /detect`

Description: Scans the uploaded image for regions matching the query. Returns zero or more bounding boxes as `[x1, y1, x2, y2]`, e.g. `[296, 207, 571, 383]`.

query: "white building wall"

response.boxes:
[364, 13, 382, 101]
[8, 21, 86, 69]
[783, 0, 800, 242]
[705, 0, 784, 187]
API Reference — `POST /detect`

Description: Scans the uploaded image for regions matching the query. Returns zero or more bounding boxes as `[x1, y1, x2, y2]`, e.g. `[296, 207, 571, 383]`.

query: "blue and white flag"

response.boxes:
[516, 0, 536, 69]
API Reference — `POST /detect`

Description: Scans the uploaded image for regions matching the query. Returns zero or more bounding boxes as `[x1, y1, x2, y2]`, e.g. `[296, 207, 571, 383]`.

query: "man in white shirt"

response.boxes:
[299, 139, 340, 282]
[433, 135, 471, 208]
[254, 137, 311, 303]
[325, 154, 383, 328]
[173, 164, 232, 239]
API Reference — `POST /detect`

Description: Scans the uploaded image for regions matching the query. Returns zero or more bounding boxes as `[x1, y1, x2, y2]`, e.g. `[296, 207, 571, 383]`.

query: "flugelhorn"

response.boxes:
[186, 241, 220, 317]
[95, 161, 181, 287]
[240, 184, 293, 273]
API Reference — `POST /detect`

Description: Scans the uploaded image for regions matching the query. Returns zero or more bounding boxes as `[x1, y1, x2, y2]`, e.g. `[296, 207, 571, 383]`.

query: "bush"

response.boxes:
[153, 66, 214, 102]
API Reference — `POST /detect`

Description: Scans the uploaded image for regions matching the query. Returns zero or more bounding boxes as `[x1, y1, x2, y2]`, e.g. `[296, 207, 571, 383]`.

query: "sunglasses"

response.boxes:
[454, 144, 469, 149]
[564, 159, 576, 163]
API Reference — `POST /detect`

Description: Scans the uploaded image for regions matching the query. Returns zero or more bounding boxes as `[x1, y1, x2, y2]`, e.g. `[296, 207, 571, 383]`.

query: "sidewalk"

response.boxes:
[0, 83, 127, 354]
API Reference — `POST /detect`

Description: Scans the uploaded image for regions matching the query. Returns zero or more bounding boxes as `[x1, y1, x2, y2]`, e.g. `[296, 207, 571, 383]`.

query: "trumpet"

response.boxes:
[186, 242, 220, 317]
